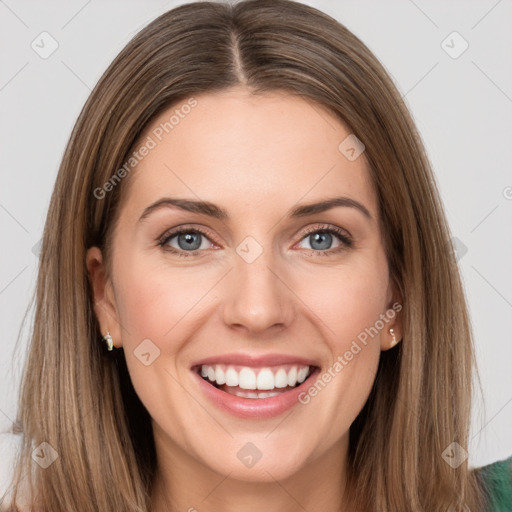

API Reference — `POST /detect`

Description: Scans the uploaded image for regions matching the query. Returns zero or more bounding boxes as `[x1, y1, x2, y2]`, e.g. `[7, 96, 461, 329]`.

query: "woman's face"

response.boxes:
[87, 86, 401, 483]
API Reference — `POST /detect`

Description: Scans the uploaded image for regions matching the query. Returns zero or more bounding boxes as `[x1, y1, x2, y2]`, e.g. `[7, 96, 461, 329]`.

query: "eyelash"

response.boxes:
[157, 223, 353, 258]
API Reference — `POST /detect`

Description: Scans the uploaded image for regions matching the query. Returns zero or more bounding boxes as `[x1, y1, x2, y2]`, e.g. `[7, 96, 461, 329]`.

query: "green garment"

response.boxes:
[473, 455, 512, 511]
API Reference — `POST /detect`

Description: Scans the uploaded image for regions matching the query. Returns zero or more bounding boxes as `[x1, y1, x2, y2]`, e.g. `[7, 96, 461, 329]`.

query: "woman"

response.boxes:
[2, 0, 509, 510]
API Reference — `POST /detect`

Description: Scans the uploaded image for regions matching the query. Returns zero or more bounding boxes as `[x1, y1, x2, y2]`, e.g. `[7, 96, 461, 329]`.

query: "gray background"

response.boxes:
[1, 0, 511, 492]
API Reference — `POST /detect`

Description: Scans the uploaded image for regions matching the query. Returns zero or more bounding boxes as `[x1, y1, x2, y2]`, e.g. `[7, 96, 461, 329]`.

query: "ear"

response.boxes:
[381, 276, 403, 351]
[86, 246, 123, 348]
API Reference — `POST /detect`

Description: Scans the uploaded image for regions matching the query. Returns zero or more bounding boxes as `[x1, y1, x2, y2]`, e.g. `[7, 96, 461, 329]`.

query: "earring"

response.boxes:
[389, 328, 398, 347]
[103, 331, 114, 351]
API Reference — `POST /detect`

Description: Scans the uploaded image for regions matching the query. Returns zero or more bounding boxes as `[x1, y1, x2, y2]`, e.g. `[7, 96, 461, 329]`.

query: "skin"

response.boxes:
[87, 86, 402, 512]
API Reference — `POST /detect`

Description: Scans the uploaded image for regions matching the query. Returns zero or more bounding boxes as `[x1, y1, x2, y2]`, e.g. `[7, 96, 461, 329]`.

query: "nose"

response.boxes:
[221, 246, 295, 336]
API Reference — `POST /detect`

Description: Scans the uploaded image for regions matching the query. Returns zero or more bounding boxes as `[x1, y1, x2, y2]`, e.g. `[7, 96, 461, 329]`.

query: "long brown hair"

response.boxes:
[3, 1, 487, 510]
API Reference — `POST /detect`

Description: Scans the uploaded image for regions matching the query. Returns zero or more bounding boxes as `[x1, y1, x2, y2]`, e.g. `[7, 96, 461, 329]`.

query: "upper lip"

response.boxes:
[191, 353, 319, 369]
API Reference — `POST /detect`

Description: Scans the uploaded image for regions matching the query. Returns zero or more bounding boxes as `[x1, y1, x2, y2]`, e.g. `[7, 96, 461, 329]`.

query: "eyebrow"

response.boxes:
[137, 195, 372, 223]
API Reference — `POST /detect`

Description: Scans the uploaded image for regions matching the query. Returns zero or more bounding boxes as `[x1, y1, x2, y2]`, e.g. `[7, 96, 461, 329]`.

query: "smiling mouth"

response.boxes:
[193, 363, 318, 399]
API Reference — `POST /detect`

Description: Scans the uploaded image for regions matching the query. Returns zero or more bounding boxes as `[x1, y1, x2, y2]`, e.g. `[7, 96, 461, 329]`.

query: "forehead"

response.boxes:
[119, 87, 377, 222]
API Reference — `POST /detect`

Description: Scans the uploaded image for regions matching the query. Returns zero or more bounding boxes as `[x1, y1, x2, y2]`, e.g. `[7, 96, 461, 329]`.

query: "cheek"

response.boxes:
[292, 264, 387, 446]
[291, 253, 390, 350]
[111, 256, 211, 441]
[114, 255, 216, 344]
[289, 252, 388, 416]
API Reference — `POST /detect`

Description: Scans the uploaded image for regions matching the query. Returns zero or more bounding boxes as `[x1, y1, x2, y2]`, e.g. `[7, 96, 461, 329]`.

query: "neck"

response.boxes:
[150, 429, 350, 512]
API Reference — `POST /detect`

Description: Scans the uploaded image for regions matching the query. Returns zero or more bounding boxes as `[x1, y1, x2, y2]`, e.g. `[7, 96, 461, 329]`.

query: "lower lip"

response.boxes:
[192, 367, 320, 419]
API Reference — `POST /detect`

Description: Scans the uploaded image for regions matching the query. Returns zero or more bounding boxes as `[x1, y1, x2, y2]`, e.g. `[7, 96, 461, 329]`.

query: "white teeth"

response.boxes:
[274, 368, 288, 388]
[287, 366, 297, 387]
[225, 367, 239, 386]
[199, 363, 312, 391]
[230, 390, 283, 399]
[215, 366, 226, 385]
[239, 367, 257, 390]
[256, 368, 274, 390]
[297, 366, 309, 383]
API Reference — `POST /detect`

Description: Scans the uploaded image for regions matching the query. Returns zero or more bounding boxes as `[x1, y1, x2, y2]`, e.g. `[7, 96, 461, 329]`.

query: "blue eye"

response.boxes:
[159, 227, 213, 257]
[295, 225, 353, 255]
[158, 224, 352, 258]
[171, 232, 203, 251]
[300, 231, 337, 251]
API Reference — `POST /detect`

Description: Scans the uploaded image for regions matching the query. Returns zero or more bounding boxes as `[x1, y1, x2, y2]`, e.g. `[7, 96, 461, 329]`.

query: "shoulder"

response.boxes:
[472, 455, 512, 512]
